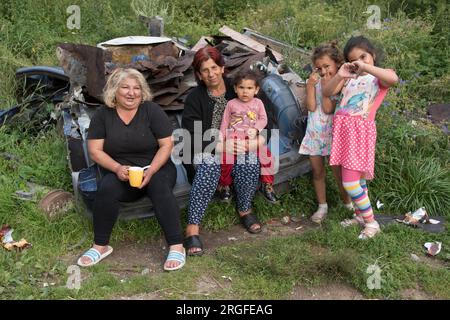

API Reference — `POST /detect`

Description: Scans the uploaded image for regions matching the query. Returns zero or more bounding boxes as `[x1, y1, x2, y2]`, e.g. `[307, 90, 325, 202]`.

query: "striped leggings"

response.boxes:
[341, 167, 374, 223]
[187, 153, 260, 225]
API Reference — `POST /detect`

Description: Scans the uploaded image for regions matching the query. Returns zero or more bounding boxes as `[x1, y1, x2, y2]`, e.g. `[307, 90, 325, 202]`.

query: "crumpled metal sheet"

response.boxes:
[219, 25, 283, 62]
[57, 29, 307, 112]
[57, 43, 111, 102]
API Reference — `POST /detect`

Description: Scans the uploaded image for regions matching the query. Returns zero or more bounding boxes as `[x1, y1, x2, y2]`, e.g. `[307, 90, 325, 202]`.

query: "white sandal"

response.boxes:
[311, 210, 327, 224]
[358, 222, 381, 240]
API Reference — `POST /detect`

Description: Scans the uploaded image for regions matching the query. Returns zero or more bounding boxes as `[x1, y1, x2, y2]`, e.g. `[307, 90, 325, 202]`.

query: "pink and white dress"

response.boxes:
[329, 73, 389, 180]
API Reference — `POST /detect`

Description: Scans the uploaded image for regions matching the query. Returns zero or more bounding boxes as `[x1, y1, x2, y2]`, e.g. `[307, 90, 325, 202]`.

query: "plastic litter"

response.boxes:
[376, 200, 384, 210]
[281, 216, 291, 225]
[424, 242, 442, 256]
[0, 225, 32, 251]
[395, 207, 433, 226]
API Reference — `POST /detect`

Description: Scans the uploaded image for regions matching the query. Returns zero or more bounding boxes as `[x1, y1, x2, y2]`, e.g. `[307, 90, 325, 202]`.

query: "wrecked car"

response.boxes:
[18, 27, 312, 219]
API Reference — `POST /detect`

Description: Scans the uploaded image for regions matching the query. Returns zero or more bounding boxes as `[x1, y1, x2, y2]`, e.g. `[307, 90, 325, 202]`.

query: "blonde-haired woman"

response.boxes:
[77, 68, 185, 271]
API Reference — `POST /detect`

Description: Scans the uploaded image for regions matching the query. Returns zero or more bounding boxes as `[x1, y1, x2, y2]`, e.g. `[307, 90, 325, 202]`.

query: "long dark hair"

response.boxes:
[343, 36, 384, 66]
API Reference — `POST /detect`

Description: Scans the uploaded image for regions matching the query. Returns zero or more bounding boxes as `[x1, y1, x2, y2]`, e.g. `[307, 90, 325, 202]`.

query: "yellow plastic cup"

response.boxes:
[128, 167, 144, 187]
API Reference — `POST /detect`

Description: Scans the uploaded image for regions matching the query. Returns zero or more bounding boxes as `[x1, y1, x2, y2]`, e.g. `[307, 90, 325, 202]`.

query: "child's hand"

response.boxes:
[350, 61, 367, 75]
[247, 128, 258, 139]
[337, 63, 358, 79]
[307, 72, 320, 87]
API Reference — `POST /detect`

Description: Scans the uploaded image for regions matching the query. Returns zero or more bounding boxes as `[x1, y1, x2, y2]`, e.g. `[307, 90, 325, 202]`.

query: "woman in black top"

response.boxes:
[77, 68, 185, 271]
[182, 47, 263, 256]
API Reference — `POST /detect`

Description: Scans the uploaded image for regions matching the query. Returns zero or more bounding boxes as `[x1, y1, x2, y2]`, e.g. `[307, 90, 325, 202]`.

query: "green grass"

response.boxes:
[1, 0, 449, 300]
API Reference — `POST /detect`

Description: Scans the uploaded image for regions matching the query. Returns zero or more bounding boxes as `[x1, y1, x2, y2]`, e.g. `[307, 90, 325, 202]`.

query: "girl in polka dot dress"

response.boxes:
[299, 42, 353, 224]
[323, 36, 398, 239]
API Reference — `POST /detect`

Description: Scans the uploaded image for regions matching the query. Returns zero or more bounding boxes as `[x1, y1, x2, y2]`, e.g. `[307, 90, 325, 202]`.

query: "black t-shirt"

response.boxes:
[87, 101, 173, 167]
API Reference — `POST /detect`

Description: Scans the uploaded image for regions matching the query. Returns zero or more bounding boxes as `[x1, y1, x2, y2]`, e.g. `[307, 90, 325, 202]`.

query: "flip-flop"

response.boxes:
[77, 246, 113, 267]
[240, 212, 262, 234]
[183, 235, 204, 256]
[163, 248, 186, 271]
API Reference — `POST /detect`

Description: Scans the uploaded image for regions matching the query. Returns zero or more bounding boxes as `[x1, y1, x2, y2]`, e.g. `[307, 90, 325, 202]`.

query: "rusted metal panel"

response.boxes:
[219, 25, 283, 62]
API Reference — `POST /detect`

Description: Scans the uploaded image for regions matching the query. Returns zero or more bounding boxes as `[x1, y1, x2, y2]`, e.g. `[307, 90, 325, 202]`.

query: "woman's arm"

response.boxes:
[139, 136, 173, 188]
[88, 139, 129, 181]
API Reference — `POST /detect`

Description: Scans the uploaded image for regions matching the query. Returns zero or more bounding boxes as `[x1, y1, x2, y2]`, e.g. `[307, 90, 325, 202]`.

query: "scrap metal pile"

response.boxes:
[56, 26, 308, 116]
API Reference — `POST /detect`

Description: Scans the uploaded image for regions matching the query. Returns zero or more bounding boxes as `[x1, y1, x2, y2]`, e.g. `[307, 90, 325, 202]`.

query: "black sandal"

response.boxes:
[240, 213, 262, 234]
[183, 235, 204, 256]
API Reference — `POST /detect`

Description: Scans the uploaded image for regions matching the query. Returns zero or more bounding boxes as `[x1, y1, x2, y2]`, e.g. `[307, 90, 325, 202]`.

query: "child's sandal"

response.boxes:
[311, 211, 327, 224]
[358, 223, 381, 240]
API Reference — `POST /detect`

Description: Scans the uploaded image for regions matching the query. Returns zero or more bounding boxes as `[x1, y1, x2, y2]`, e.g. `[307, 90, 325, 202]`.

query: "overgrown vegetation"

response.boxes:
[0, 0, 449, 300]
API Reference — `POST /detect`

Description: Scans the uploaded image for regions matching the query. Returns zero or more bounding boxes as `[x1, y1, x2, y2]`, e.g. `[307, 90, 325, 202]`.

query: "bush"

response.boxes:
[373, 110, 450, 216]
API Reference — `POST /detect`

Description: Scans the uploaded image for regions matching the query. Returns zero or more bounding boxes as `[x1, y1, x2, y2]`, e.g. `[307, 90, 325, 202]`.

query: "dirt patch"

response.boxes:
[400, 284, 438, 300]
[197, 217, 312, 255]
[290, 283, 364, 300]
[116, 292, 163, 300]
[63, 217, 314, 277]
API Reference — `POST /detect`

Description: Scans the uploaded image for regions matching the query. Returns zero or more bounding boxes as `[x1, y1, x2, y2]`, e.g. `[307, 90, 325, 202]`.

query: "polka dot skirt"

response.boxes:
[330, 115, 377, 180]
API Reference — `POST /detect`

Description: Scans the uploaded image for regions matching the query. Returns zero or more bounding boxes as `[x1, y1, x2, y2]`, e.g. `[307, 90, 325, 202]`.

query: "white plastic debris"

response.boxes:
[281, 216, 291, 225]
[411, 207, 428, 221]
[376, 200, 384, 209]
[221, 276, 232, 282]
[424, 242, 442, 256]
[428, 219, 440, 225]
[2, 228, 13, 243]
[396, 207, 428, 226]
[228, 237, 238, 241]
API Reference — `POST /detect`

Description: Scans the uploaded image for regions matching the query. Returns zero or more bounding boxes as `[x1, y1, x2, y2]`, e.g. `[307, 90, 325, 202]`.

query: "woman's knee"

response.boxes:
[97, 174, 123, 197]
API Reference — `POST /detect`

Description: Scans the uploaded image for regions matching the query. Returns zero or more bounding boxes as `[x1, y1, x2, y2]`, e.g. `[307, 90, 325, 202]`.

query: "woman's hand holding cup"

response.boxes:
[115, 164, 130, 182]
[137, 168, 153, 189]
[128, 165, 152, 188]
